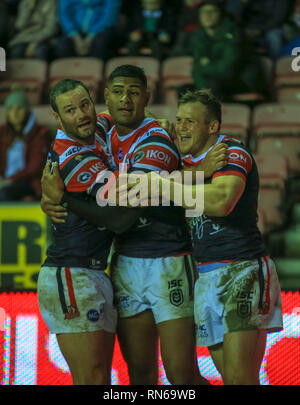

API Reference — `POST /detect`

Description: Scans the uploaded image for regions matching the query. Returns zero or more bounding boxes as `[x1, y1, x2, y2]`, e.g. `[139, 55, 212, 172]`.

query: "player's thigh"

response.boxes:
[57, 329, 115, 377]
[117, 309, 159, 369]
[158, 316, 196, 372]
[38, 267, 117, 335]
[222, 329, 267, 384]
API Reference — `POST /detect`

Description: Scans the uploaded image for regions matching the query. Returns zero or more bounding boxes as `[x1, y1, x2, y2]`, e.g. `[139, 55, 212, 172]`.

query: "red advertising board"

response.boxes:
[0, 291, 299, 385]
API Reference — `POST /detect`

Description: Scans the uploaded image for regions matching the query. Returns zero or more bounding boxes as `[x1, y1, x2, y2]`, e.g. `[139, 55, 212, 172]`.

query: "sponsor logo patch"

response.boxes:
[196, 323, 208, 338]
[87, 309, 100, 322]
[132, 151, 145, 163]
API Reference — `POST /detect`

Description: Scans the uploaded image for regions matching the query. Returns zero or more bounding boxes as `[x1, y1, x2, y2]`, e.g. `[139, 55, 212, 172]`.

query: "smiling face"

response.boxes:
[53, 85, 97, 144]
[175, 102, 218, 156]
[104, 76, 150, 135]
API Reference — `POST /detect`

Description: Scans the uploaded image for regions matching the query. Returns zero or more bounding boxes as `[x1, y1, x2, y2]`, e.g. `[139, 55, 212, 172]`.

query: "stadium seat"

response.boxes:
[252, 103, 300, 174]
[48, 57, 104, 103]
[104, 56, 160, 103]
[230, 56, 274, 105]
[33, 105, 58, 137]
[221, 103, 251, 144]
[276, 87, 300, 104]
[0, 106, 5, 125]
[257, 207, 266, 235]
[147, 104, 177, 122]
[0, 59, 47, 105]
[259, 56, 275, 95]
[95, 104, 108, 115]
[275, 57, 300, 103]
[258, 187, 285, 231]
[253, 153, 288, 190]
[160, 56, 194, 105]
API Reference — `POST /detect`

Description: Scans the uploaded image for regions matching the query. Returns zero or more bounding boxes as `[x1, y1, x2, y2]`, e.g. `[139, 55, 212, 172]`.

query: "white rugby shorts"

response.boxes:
[38, 267, 117, 334]
[111, 254, 196, 323]
[194, 256, 283, 347]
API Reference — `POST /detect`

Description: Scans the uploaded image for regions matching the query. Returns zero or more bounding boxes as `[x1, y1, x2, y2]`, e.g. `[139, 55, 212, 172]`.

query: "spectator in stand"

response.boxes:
[171, 0, 202, 56]
[126, 0, 177, 59]
[55, 0, 121, 60]
[0, 87, 52, 201]
[282, 1, 300, 56]
[190, 0, 241, 99]
[224, 0, 291, 60]
[8, 0, 58, 61]
[0, 1, 17, 48]
[190, 0, 266, 100]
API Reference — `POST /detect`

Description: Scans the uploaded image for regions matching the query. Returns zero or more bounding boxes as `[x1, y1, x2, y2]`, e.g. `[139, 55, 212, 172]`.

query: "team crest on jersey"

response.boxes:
[237, 301, 252, 318]
[170, 288, 184, 307]
[77, 171, 92, 183]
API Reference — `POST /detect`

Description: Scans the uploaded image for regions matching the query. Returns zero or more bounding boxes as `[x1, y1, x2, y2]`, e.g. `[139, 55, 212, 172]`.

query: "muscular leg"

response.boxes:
[117, 310, 159, 385]
[209, 329, 267, 385]
[56, 330, 115, 385]
[158, 317, 209, 385]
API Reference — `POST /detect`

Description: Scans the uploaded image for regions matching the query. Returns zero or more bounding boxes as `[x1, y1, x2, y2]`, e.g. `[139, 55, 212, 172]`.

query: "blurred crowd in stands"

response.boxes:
[0, 1, 298, 62]
[0, 0, 299, 99]
[0, 0, 300, 217]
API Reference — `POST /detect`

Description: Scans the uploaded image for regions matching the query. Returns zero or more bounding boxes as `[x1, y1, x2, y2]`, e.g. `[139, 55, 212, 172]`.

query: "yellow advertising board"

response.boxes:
[0, 203, 48, 290]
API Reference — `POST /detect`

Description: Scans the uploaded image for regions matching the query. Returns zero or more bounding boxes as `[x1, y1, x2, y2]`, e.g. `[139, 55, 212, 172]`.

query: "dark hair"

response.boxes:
[50, 79, 91, 113]
[198, 0, 222, 11]
[178, 89, 222, 125]
[108, 64, 148, 87]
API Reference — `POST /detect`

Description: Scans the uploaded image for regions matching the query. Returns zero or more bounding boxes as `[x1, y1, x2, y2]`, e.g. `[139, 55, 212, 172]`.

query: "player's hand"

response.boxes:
[115, 173, 139, 207]
[41, 194, 67, 223]
[41, 161, 65, 204]
[198, 143, 229, 178]
[156, 119, 177, 141]
[116, 172, 161, 207]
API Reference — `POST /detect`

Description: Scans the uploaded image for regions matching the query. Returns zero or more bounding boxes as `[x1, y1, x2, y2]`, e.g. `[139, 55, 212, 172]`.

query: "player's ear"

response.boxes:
[51, 108, 60, 124]
[145, 90, 151, 107]
[104, 87, 109, 105]
[209, 119, 220, 135]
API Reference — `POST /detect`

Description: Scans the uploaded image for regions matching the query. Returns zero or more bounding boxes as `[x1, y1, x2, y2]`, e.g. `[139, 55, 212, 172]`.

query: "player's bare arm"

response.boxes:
[159, 173, 245, 215]
[119, 172, 245, 216]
